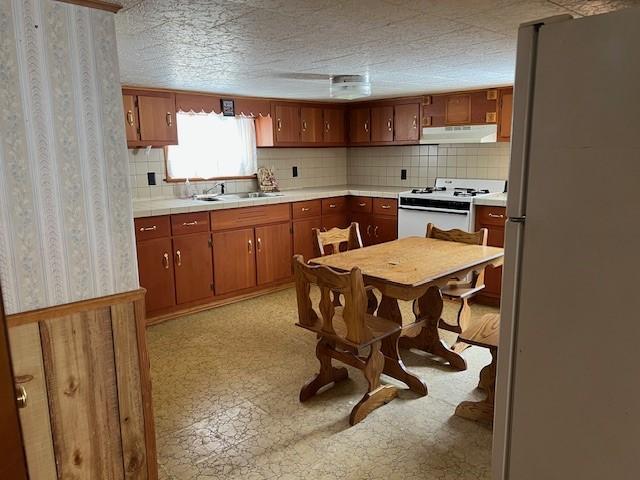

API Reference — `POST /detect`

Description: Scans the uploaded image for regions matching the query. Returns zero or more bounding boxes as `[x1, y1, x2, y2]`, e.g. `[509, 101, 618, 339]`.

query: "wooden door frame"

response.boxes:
[0, 285, 29, 480]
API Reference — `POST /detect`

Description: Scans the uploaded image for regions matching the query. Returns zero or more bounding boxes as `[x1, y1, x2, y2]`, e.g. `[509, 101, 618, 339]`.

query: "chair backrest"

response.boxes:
[293, 255, 371, 346]
[426, 223, 488, 246]
[313, 222, 363, 256]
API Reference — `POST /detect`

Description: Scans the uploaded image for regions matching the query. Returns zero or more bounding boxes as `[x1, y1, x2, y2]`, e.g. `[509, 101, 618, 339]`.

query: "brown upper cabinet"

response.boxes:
[300, 107, 323, 144]
[497, 87, 514, 142]
[273, 104, 301, 145]
[445, 94, 472, 124]
[270, 103, 346, 147]
[322, 107, 346, 145]
[349, 107, 371, 144]
[423, 88, 500, 129]
[122, 89, 178, 147]
[394, 103, 420, 142]
[370, 106, 394, 143]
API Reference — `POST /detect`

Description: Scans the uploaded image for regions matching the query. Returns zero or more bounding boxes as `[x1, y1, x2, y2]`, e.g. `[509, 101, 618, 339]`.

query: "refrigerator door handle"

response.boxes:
[508, 216, 526, 223]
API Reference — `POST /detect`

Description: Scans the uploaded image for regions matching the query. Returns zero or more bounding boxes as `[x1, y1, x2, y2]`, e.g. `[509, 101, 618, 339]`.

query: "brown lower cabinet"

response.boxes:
[136, 237, 176, 314]
[173, 233, 214, 304]
[293, 217, 322, 262]
[475, 205, 506, 305]
[352, 213, 398, 246]
[256, 222, 292, 285]
[213, 228, 257, 295]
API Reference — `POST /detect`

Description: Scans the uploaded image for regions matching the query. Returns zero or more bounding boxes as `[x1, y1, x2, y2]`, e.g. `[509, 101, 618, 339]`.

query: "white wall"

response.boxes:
[0, 0, 138, 314]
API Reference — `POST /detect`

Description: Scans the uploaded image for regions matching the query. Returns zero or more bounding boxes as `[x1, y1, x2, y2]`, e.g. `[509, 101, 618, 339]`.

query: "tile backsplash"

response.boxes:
[128, 143, 511, 200]
[129, 147, 348, 199]
[348, 143, 511, 188]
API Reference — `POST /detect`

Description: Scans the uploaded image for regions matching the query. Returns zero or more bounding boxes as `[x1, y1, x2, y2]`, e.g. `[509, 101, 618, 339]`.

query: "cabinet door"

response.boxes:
[323, 108, 345, 144]
[394, 103, 420, 142]
[300, 107, 323, 144]
[122, 94, 139, 142]
[351, 213, 374, 246]
[445, 94, 472, 125]
[370, 106, 394, 143]
[173, 233, 214, 304]
[293, 218, 322, 262]
[371, 215, 397, 244]
[274, 104, 300, 144]
[137, 238, 175, 313]
[138, 93, 177, 143]
[498, 88, 513, 142]
[349, 107, 371, 144]
[212, 228, 257, 295]
[321, 213, 349, 231]
[255, 222, 292, 285]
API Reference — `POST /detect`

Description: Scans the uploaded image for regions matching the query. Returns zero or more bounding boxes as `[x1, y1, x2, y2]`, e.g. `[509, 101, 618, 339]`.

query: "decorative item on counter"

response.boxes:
[257, 166, 279, 192]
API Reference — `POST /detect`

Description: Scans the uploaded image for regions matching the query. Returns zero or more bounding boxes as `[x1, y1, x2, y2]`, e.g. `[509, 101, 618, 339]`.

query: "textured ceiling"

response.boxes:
[115, 0, 639, 100]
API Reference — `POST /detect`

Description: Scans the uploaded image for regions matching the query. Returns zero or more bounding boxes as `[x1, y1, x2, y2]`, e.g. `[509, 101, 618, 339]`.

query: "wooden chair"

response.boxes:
[293, 254, 399, 425]
[425, 223, 488, 352]
[313, 222, 378, 313]
[454, 313, 500, 426]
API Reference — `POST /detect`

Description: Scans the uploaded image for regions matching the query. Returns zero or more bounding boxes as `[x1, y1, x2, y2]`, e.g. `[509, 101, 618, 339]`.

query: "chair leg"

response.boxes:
[331, 289, 342, 307]
[366, 289, 379, 314]
[452, 298, 471, 353]
[300, 338, 348, 402]
[455, 348, 497, 426]
[349, 340, 398, 426]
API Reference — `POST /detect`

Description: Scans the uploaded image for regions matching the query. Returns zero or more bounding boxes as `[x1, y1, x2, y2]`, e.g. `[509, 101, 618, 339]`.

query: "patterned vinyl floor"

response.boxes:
[148, 287, 499, 480]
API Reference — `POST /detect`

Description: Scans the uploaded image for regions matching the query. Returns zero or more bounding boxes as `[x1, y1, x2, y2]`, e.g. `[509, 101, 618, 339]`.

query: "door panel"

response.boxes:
[136, 238, 176, 313]
[351, 213, 373, 246]
[122, 94, 139, 142]
[349, 107, 371, 144]
[394, 103, 420, 141]
[212, 228, 257, 295]
[321, 213, 349, 231]
[323, 108, 345, 144]
[138, 94, 177, 142]
[274, 105, 300, 144]
[370, 106, 394, 143]
[498, 88, 514, 141]
[293, 218, 322, 261]
[300, 107, 323, 144]
[256, 223, 292, 285]
[0, 288, 29, 480]
[371, 215, 397, 244]
[445, 94, 472, 124]
[173, 233, 214, 304]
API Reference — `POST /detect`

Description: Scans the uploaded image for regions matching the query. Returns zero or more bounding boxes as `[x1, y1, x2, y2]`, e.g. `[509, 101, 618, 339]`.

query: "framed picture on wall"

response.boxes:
[221, 99, 235, 116]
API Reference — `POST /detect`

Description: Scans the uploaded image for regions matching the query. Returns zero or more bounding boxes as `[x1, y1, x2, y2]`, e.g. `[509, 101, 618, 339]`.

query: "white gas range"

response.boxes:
[398, 178, 507, 237]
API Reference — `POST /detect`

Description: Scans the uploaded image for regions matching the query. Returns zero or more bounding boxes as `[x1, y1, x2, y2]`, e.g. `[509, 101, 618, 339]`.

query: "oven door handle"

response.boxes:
[398, 206, 469, 215]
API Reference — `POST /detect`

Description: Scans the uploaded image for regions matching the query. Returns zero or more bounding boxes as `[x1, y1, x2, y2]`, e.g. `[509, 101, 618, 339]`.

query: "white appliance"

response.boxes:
[494, 9, 640, 480]
[398, 178, 506, 237]
[420, 124, 497, 144]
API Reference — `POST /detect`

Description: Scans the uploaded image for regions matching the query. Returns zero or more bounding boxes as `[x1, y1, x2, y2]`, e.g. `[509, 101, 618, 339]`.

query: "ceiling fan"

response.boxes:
[272, 73, 371, 99]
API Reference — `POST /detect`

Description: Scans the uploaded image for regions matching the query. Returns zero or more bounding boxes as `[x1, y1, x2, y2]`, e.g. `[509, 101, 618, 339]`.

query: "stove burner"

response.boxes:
[453, 188, 490, 197]
[410, 187, 446, 194]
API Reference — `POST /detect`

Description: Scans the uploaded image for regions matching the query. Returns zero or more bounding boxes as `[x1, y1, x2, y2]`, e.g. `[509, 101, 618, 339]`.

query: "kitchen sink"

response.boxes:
[222, 192, 285, 199]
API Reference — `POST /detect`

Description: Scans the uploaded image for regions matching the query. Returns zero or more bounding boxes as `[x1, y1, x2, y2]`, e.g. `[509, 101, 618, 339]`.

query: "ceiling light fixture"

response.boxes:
[330, 74, 371, 100]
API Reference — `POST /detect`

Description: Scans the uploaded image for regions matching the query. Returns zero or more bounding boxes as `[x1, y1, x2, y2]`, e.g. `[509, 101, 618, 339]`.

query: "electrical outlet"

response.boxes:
[292, 166, 298, 177]
[401, 169, 407, 180]
[147, 172, 156, 185]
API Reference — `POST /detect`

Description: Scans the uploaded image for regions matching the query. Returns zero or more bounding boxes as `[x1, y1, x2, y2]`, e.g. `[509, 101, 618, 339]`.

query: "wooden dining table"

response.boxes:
[310, 236, 504, 396]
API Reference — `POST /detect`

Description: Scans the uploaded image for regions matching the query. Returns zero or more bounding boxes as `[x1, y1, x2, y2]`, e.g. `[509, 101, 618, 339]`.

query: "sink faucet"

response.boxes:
[203, 182, 225, 195]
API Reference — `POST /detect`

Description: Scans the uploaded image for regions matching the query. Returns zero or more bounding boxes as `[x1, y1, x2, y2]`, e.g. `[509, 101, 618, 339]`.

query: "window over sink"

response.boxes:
[165, 112, 257, 181]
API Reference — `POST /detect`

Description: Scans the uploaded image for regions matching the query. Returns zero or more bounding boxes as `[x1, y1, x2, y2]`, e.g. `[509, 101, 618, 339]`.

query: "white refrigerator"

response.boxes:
[493, 8, 640, 480]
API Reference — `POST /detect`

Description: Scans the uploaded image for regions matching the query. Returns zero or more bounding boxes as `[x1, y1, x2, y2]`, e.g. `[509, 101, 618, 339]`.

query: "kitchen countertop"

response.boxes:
[474, 192, 508, 207]
[132, 185, 408, 218]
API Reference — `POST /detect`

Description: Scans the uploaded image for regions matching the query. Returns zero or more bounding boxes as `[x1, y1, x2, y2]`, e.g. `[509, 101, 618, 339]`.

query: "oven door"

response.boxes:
[398, 207, 471, 238]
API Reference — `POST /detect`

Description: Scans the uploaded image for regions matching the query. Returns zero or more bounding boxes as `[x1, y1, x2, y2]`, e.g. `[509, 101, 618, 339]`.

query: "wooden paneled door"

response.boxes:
[498, 87, 514, 142]
[300, 107, 323, 144]
[138, 93, 178, 143]
[293, 218, 322, 262]
[122, 94, 139, 142]
[323, 108, 345, 144]
[255, 222, 292, 285]
[212, 228, 257, 295]
[445, 94, 472, 125]
[0, 286, 29, 480]
[172, 233, 214, 304]
[136, 238, 176, 313]
[370, 216, 398, 244]
[370, 105, 394, 143]
[394, 103, 420, 142]
[274, 104, 301, 144]
[349, 107, 371, 144]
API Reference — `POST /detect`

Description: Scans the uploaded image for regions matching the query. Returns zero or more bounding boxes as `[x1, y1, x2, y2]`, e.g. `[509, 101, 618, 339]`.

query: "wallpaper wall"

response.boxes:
[0, 0, 138, 315]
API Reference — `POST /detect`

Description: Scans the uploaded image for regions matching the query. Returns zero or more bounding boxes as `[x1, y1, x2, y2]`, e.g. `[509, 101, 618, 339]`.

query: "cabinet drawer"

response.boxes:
[135, 216, 170, 241]
[476, 206, 507, 227]
[321, 196, 347, 214]
[292, 200, 321, 219]
[171, 212, 210, 235]
[211, 204, 290, 231]
[349, 196, 373, 213]
[372, 198, 398, 216]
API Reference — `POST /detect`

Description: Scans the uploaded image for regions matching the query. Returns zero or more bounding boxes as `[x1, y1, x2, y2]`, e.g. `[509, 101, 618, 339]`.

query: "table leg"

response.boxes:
[399, 286, 468, 371]
[377, 294, 428, 396]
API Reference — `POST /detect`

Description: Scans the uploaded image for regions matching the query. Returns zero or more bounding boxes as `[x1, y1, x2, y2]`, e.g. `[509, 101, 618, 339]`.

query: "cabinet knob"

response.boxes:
[182, 221, 198, 226]
[175, 250, 182, 267]
[257, 237, 262, 252]
[488, 213, 505, 219]
[329, 204, 336, 208]
[364, 121, 369, 133]
[126, 110, 135, 126]
[373, 225, 379, 237]
[139, 225, 157, 232]
[162, 252, 169, 269]
[358, 202, 366, 207]
[302, 120, 307, 132]
[15, 385, 27, 409]
[301, 207, 310, 212]
[325, 121, 331, 132]
[277, 119, 282, 131]
[166, 112, 173, 127]
[387, 119, 392, 132]
[381, 205, 391, 209]
[248, 239, 253, 254]
[366, 225, 372, 236]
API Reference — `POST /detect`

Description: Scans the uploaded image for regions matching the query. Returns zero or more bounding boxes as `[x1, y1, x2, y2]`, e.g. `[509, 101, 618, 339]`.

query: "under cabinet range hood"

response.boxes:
[420, 124, 497, 144]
